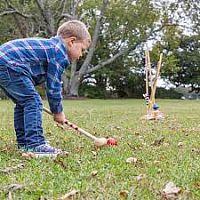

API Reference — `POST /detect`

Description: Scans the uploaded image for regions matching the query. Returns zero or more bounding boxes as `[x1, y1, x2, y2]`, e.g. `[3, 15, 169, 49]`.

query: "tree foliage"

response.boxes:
[173, 35, 200, 92]
[0, 0, 199, 98]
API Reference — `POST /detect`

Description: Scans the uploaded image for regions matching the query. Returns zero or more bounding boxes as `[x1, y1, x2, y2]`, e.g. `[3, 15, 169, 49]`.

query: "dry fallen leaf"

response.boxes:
[157, 168, 162, 173]
[136, 174, 146, 181]
[0, 163, 25, 173]
[153, 160, 161, 166]
[4, 183, 24, 192]
[57, 189, 79, 200]
[54, 158, 67, 169]
[126, 157, 137, 164]
[1, 144, 13, 152]
[115, 126, 122, 130]
[38, 196, 49, 200]
[191, 148, 200, 154]
[177, 142, 184, 148]
[91, 151, 97, 156]
[119, 190, 129, 198]
[91, 151, 98, 159]
[142, 142, 147, 146]
[162, 181, 181, 199]
[163, 142, 170, 147]
[21, 152, 36, 159]
[152, 136, 165, 146]
[91, 170, 98, 176]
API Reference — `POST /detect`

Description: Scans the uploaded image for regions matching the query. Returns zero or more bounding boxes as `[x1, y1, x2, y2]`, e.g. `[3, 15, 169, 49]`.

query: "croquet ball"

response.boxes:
[153, 103, 159, 110]
[107, 137, 117, 145]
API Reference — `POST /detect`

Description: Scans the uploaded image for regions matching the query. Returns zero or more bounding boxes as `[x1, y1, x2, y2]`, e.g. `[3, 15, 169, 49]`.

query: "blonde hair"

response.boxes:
[57, 20, 91, 42]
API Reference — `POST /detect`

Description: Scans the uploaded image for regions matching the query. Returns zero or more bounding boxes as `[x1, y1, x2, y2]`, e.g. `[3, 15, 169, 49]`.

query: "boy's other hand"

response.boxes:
[53, 112, 66, 124]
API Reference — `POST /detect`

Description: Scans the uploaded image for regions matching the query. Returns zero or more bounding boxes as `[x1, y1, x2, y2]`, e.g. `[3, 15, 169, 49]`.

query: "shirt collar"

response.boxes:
[50, 36, 71, 66]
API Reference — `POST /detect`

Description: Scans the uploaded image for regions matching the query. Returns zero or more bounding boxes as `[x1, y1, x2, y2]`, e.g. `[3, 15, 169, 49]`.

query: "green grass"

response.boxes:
[0, 99, 200, 199]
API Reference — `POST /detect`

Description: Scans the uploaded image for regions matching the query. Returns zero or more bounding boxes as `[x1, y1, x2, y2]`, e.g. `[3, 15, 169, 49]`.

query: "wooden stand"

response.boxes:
[142, 51, 164, 120]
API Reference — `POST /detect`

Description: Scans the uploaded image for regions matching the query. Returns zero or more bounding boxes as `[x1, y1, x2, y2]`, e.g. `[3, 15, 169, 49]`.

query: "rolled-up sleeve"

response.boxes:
[46, 59, 64, 113]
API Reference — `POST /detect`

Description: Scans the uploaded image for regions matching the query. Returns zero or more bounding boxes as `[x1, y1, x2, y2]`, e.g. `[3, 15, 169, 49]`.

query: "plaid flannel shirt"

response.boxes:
[0, 36, 70, 113]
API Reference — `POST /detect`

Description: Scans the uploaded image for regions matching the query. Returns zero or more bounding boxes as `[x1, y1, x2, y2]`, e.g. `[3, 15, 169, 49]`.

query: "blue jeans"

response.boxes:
[0, 65, 45, 148]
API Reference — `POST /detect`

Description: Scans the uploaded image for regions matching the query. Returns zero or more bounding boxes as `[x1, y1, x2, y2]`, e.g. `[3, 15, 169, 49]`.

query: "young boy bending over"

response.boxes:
[0, 20, 91, 157]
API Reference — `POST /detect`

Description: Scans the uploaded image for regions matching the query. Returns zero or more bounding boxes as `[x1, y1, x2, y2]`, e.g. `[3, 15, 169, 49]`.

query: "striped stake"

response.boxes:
[150, 53, 163, 106]
[143, 52, 163, 119]
[145, 50, 149, 98]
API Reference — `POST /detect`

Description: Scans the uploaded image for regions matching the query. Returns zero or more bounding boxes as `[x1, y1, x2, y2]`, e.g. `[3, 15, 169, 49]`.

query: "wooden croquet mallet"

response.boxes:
[43, 107, 117, 147]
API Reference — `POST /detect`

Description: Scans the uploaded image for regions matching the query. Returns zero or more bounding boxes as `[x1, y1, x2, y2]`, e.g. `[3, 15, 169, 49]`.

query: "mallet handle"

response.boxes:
[43, 107, 97, 141]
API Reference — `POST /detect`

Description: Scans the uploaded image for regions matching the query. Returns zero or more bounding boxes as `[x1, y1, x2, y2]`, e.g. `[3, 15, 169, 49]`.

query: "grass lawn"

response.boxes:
[0, 99, 200, 199]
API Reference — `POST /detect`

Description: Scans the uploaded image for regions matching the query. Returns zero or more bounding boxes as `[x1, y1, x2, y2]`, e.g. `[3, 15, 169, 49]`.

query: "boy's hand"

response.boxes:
[53, 112, 66, 124]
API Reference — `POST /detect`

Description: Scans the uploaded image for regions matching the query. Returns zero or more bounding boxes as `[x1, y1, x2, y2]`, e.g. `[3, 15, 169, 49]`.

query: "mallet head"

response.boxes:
[95, 137, 117, 147]
[95, 137, 108, 147]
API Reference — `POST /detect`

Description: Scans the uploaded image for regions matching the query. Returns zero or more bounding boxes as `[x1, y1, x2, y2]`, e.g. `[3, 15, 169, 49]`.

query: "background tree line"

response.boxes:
[0, 0, 199, 99]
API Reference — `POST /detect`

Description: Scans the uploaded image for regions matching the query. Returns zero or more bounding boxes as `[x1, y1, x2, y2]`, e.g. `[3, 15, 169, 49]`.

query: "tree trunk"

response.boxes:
[62, 74, 69, 96]
[68, 74, 81, 97]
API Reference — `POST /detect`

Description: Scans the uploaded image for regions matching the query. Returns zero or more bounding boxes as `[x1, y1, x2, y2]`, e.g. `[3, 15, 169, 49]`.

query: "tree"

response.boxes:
[172, 35, 200, 93]
[2, 0, 198, 97]
[146, 0, 200, 94]
[0, 0, 161, 97]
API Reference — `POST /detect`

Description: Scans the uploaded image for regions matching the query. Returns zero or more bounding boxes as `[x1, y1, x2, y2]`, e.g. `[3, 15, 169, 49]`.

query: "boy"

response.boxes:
[0, 20, 91, 157]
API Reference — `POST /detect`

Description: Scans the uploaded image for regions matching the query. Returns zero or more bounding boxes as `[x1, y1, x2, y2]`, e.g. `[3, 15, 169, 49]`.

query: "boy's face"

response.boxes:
[67, 38, 90, 61]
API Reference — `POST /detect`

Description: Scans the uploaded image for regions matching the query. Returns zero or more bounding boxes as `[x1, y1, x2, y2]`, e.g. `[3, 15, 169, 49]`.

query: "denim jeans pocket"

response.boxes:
[0, 65, 11, 87]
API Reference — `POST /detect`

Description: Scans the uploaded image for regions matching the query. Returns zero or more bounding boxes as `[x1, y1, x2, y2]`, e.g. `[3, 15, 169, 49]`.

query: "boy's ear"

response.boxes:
[66, 36, 77, 47]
